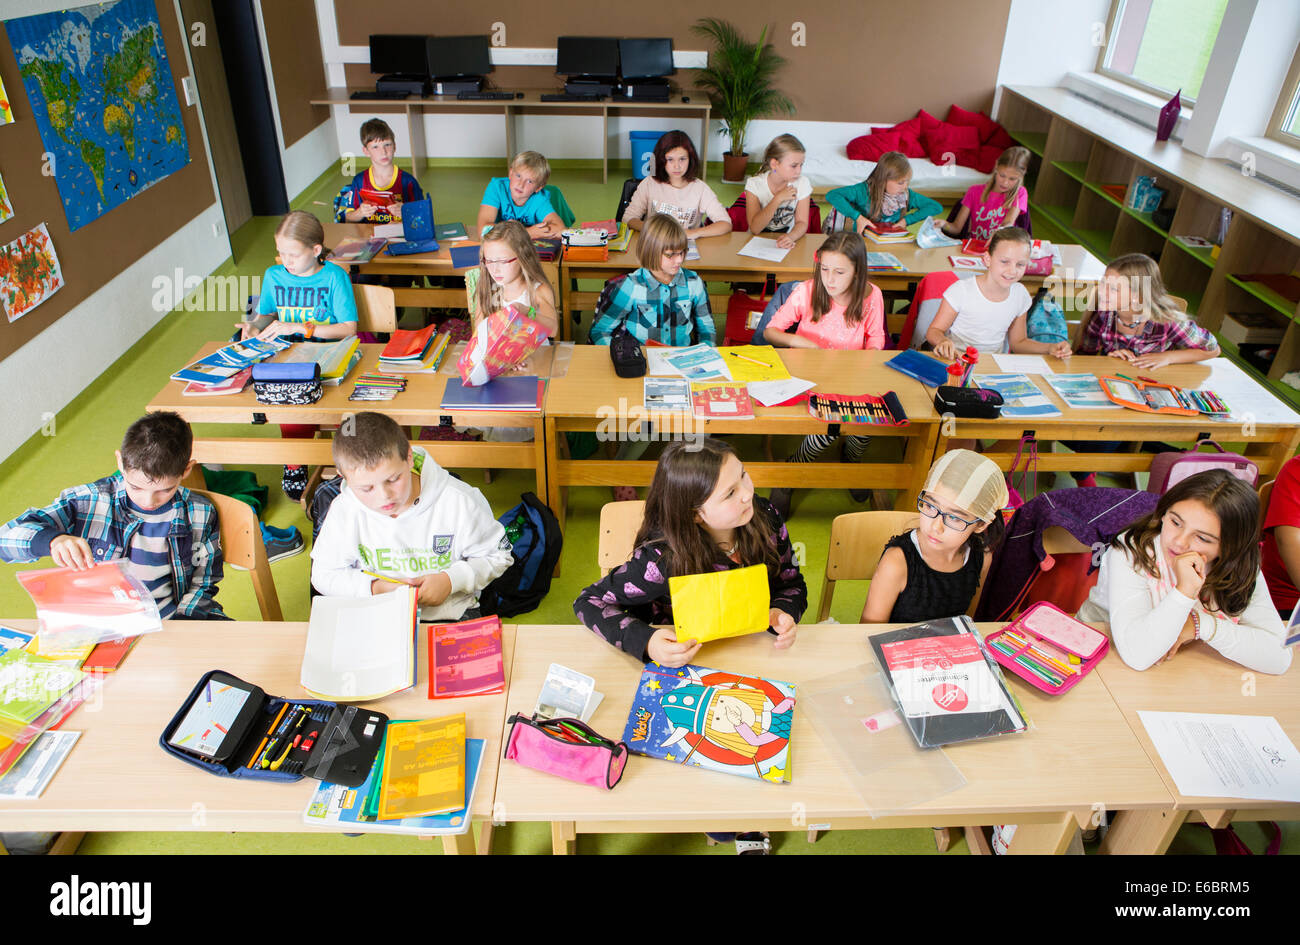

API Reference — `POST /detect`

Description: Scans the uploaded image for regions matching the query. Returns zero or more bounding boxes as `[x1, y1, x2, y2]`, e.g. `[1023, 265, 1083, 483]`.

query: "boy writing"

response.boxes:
[0, 411, 226, 619]
[311, 412, 513, 621]
[338, 118, 424, 224]
[476, 150, 564, 238]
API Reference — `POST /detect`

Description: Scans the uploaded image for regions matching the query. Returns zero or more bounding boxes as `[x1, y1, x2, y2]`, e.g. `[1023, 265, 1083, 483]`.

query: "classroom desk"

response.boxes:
[559, 231, 1105, 341]
[1096, 644, 1300, 855]
[939, 354, 1300, 483]
[322, 222, 560, 311]
[541, 346, 940, 530]
[0, 619, 517, 854]
[311, 89, 710, 183]
[495, 624, 1173, 855]
[147, 342, 550, 499]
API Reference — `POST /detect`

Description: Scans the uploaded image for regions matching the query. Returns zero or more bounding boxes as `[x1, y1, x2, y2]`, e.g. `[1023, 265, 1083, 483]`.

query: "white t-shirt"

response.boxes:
[624, 177, 728, 230]
[941, 277, 1031, 352]
[744, 173, 813, 233]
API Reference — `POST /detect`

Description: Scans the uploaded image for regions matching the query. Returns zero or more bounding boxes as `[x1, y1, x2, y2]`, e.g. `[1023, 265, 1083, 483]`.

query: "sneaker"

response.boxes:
[281, 464, 308, 501]
[260, 523, 305, 562]
[1076, 473, 1098, 488]
[735, 831, 771, 855]
[769, 488, 792, 520]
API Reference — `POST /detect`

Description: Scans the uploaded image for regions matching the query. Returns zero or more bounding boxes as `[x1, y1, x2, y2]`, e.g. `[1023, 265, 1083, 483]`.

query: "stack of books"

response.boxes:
[281, 336, 361, 386]
[863, 219, 912, 244]
[377, 325, 451, 375]
[171, 337, 292, 388]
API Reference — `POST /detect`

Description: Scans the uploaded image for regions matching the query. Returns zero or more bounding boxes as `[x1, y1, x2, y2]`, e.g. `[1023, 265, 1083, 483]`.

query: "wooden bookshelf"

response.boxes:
[1000, 85, 1300, 412]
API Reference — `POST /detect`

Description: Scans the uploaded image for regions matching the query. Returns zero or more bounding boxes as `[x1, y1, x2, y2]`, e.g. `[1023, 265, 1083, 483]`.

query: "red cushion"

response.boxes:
[916, 108, 943, 134]
[985, 126, 1016, 150]
[846, 129, 902, 161]
[886, 122, 927, 158]
[923, 123, 980, 166]
[946, 104, 1000, 142]
[973, 144, 1004, 173]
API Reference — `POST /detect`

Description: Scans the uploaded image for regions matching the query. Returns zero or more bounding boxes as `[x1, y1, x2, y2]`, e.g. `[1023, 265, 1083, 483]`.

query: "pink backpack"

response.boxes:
[1147, 438, 1259, 494]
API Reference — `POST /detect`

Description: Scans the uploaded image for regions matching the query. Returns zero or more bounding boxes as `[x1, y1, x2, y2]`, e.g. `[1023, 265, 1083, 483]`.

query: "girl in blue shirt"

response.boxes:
[245, 211, 357, 341]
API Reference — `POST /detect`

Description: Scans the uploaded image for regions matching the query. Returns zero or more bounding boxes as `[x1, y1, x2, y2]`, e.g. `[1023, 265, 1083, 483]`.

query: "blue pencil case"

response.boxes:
[387, 238, 439, 255]
[252, 361, 320, 382]
[159, 669, 387, 787]
[886, 349, 950, 388]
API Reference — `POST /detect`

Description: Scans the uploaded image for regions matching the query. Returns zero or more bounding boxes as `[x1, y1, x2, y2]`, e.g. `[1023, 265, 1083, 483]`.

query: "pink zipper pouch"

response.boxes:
[504, 713, 628, 790]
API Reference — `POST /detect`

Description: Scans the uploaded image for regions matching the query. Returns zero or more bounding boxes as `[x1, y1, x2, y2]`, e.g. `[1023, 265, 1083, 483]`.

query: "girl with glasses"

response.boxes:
[466, 219, 558, 338]
[861, 450, 1007, 623]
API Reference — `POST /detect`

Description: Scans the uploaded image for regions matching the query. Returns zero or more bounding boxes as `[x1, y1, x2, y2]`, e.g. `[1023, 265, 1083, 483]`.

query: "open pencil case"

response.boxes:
[985, 601, 1109, 695]
[504, 713, 628, 789]
[159, 669, 387, 787]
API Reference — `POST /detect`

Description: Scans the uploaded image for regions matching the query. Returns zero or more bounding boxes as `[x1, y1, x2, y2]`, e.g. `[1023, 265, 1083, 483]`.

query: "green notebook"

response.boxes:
[435, 222, 468, 241]
[0, 649, 83, 726]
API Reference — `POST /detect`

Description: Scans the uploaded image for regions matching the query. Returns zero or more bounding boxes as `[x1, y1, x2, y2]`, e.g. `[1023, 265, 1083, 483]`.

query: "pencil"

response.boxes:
[247, 702, 290, 769]
[728, 351, 772, 368]
[362, 569, 405, 584]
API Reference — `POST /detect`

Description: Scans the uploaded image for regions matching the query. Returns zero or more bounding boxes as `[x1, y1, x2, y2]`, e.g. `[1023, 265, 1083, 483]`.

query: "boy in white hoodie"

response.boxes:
[311, 412, 513, 621]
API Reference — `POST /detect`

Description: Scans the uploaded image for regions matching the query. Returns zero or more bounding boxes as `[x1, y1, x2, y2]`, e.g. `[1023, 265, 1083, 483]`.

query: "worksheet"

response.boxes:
[1139, 711, 1300, 802]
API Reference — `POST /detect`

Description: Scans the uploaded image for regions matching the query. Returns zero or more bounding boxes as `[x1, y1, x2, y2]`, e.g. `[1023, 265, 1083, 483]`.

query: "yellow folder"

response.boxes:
[668, 564, 771, 644]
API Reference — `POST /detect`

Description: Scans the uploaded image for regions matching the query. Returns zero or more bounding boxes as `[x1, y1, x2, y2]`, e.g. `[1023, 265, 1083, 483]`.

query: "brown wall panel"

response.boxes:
[327, 0, 1010, 123]
[0, 0, 215, 362]
[261, 0, 329, 146]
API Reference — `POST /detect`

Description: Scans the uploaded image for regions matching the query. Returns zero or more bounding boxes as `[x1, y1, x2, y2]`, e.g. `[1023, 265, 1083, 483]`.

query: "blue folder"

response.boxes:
[885, 349, 950, 388]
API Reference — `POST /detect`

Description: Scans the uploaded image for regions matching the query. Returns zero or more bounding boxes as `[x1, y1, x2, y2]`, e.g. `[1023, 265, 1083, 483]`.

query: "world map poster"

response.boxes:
[6, 0, 190, 231]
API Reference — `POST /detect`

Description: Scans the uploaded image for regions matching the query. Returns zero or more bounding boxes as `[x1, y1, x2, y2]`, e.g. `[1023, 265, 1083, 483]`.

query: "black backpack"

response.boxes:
[479, 492, 563, 617]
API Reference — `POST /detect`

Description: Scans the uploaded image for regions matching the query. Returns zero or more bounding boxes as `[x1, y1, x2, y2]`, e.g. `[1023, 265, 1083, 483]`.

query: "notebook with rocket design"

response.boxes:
[622, 662, 794, 784]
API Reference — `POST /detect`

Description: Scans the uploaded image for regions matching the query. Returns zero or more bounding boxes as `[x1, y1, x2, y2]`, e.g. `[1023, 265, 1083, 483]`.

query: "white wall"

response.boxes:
[993, 0, 1112, 114]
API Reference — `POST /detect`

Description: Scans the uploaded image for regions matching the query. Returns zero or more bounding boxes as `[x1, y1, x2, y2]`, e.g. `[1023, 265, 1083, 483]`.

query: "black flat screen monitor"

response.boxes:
[618, 38, 674, 79]
[427, 35, 492, 77]
[369, 35, 430, 75]
[556, 36, 620, 76]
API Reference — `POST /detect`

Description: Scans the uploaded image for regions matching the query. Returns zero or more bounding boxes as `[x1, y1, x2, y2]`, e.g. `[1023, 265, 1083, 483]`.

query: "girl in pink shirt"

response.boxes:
[938, 146, 1031, 241]
[764, 232, 885, 516]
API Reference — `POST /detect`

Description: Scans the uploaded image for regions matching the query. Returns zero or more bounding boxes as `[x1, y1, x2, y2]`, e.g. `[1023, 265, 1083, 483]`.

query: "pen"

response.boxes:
[728, 351, 772, 368]
[247, 702, 289, 769]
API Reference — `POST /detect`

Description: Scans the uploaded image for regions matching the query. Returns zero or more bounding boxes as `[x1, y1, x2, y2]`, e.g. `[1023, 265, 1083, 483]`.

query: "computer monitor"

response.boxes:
[556, 36, 620, 77]
[368, 35, 431, 76]
[618, 38, 674, 79]
[427, 35, 492, 78]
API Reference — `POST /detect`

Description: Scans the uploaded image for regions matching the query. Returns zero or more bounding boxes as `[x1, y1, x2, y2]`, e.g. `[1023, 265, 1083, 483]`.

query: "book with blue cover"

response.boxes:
[441, 375, 543, 411]
[976, 373, 1062, 418]
[622, 662, 795, 784]
[885, 349, 949, 388]
[171, 337, 293, 385]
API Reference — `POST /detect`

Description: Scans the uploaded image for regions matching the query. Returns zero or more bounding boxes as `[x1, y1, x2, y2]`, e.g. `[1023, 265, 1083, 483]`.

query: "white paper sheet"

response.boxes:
[748, 377, 816, 406]
[1139, 710, 1300, 802]
[372, 223, 405, 239]
[737, 237, 792, 263]
[989, 354, 1052, 375]
[1199, 357, 1300, 425]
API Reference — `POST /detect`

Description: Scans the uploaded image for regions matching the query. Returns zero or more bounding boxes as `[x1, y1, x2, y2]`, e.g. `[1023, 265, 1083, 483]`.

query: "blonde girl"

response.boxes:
[465, 220, 558, 337]
[938, 146, 1031, 240]
[246, 210, 357, 341]
[826, 151, 942, 234]
[744, 134, 812, 249]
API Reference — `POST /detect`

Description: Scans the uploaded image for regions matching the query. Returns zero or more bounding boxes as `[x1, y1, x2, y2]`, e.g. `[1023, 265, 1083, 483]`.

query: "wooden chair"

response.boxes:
[597, 501, 645, 575]
[816, 510, 915, 622]
[353, 283, 398, 333]
[189, 486, 283, 621]
[1258, 478, 1274, 529]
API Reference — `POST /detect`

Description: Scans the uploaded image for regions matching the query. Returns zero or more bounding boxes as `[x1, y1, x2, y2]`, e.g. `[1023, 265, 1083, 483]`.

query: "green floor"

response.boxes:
[0, 160, 1287, 854]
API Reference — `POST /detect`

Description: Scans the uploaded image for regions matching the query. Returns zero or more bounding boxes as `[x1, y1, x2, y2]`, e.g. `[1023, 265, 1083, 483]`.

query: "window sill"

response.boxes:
[1061, 72, 1192, 141]
[1221, 136, 1300, 195]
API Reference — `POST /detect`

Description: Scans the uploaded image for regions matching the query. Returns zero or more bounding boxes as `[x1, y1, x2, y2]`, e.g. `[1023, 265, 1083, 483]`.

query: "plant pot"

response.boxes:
[722, 152, 750, 184]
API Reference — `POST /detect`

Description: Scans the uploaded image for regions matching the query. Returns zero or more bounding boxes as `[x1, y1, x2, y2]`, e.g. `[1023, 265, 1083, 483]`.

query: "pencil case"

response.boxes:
[159, 669, 387, 786]
[985, 601, 1109, 695]
[252, 361, 322, 405]
[563, 243, 609, 262]
[934, 385, 1003, 418]
[504, 713, 628, 789]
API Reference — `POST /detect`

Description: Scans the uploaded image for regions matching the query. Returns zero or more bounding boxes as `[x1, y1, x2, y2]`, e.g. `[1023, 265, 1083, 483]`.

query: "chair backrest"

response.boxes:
[598, 500, 646, 575]
[1258, 478, 1274, 529]
[817, 510, 915, 621]
[900, 270, 960, 349]
[189, 487, 283, 621]
[1169, 294, 1189, 313]
[544, 184, 576, 227]
[615, 178, 640, 223]
[353, 283, 397, 333]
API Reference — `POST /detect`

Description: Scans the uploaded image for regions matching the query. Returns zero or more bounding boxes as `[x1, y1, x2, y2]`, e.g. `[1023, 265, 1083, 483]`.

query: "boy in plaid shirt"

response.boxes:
[589, 213, 715, 347]
[0, 412, 226, 619]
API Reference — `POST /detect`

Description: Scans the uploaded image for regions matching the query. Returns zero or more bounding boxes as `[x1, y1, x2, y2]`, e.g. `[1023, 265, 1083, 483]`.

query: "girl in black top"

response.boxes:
[860, 450, 1007, 623]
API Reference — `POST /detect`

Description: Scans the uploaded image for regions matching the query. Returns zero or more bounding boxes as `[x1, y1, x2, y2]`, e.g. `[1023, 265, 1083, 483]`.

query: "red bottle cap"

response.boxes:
[947, 363, 964, 377]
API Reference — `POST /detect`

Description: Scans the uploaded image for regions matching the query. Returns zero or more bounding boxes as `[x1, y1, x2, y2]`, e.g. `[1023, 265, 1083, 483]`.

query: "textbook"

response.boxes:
[300, 588, 418, 702]
[304, 734, 484, 835]
[0, 649, 83, 726]
[643, 376, 691, 411]
[378, 329, 450, 375]
[328, 237, 387, 264]
[171, 337, 292, 385]
[866, 252, 906, 271]
[435, 222, 469, 241]
[182, 367, 251, 396]
[622, 662, 795, 783]
[283, 336, 360, 384]
[427, 616, 505, 699]
[976, 374, 1061, 418]
[869, 616, 1027, 749]
[378, 713, 466, 820]
[691, 382, 754, 420]
[441, 375, 544, 411]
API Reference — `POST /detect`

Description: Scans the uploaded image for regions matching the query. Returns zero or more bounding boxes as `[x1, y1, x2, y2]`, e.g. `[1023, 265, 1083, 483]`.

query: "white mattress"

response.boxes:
[803, 152, 987, 196]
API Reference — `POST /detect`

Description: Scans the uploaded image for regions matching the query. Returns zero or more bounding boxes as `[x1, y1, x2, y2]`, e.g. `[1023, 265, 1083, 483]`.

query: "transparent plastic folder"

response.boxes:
[802, 664, 966, 817]
[16, 561, 163, 648]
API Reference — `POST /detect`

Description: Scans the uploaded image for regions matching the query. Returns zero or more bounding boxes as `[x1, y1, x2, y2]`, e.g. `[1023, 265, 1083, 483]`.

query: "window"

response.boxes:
[1099, 0, 1230, 104]
[1268, 44, 1300, 145]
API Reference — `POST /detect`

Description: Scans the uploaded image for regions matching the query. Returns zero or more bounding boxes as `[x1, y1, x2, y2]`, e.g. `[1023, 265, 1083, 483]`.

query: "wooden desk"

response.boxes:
[0, 620, 517, 854]
[311, 89, 710, 183]
[147, 343, 549, 499]
[323, 222, 560, 312]
[560, 232, 1104, 341]
[541, 346, 940, 530]
[941, 355, 1300, 482]
[495, 624, 1172, 854]
[1096, 644, 1300, 855]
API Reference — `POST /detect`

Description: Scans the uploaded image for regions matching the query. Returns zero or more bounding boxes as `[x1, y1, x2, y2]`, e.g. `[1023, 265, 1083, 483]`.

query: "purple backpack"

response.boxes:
[1147, 439, 1258, 494]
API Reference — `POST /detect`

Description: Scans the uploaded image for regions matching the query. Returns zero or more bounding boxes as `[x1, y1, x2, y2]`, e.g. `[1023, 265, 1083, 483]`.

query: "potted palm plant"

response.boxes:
[692, 18, 794, 184]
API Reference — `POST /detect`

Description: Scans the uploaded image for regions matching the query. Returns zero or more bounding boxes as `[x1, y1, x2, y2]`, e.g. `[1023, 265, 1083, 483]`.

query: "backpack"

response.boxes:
[479, 492, 563, 617]
[1147, 438, 1259, 494]
[1025, 287, 1068, 345]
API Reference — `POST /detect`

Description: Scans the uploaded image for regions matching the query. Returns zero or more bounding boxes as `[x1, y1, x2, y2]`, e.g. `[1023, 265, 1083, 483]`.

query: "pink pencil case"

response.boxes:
[987, 601, 1109, 695]
[504, 713, 628, 790]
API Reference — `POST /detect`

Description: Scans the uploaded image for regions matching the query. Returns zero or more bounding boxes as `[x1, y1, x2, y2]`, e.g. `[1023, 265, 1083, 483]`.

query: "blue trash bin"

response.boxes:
[629, 130, 662, 180]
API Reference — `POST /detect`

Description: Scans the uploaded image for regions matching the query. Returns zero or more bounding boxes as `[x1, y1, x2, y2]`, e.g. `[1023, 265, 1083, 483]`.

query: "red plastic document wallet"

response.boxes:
[16, 560, 162, 646]
[427, 616, 506, 698]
